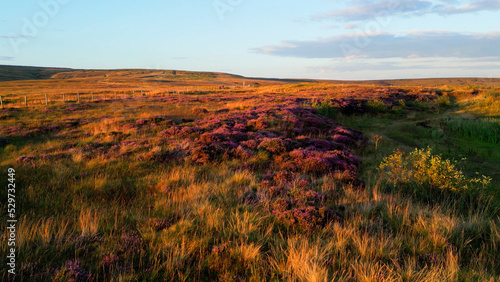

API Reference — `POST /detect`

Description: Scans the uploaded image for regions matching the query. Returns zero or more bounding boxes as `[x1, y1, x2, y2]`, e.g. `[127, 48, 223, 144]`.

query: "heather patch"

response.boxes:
[160, 104, 366, 181]
[312, 91, 440, 116]
[149, 104, 365, 231]
[259, 176, 344, 232]
[53, 260, 92, 281]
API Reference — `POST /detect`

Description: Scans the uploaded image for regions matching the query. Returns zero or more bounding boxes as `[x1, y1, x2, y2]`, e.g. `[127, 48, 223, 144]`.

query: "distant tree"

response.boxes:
[172, 70, 177, 75]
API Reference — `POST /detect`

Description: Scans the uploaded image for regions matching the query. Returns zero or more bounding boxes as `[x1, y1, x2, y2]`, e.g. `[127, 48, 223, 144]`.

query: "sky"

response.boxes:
[1, 0, 500, 80]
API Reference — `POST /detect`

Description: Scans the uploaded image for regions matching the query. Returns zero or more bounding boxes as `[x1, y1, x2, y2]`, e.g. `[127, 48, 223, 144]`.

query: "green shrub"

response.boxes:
[466, 84, 479, 90]
[379, 147, 491, 192]
[484, 91, 500, 98]
[397, 99, 406, 108]
[406, 100, 430, 111]
[436, 96, 451, 107]
[312, 100, 337, 118]
[366, 99, 388, 113]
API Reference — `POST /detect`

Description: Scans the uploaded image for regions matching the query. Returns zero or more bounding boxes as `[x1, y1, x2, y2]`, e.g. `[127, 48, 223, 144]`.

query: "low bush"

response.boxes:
[436, 96, 451, 107]
[379, 147, 491, 193]
[366, 99, 389, 113]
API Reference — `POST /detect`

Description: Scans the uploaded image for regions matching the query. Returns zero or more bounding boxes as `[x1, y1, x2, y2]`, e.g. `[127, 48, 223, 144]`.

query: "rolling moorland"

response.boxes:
[0, 65, 499, 281]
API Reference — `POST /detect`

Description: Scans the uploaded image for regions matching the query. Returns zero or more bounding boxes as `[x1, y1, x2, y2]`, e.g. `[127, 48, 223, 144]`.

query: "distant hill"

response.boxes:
[362, 77, 500, 87]
[0, 65, 74, 82]
[280, 77, 500, 87]
[1, 65, 499, 87]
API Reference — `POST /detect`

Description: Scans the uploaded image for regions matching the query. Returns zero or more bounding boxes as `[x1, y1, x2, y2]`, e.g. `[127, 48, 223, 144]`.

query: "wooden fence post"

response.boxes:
[63, 94, 65, 103]
[45, 93, 48, 105]
[114, 91, 117, 99]
[25, 96, 28, 107]
[77, 93, 80, 103]
[91, 92, 94, 101]
[0, 96, 3, 109]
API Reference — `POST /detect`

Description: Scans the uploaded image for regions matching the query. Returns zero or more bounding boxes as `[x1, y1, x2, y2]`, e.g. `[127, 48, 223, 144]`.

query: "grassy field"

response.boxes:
[0, 68, 499, 281]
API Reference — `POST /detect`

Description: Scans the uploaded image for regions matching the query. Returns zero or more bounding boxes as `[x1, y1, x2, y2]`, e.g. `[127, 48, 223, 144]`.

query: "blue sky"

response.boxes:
[1, 0, 500, 79]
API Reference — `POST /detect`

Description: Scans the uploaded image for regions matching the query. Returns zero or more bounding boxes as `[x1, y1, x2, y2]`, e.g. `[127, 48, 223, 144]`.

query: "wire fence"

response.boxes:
[0, 85, 244, 109]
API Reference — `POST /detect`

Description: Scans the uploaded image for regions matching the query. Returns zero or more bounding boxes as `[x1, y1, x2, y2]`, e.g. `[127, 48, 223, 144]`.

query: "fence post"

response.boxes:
[114, 91, 117, 99]
[63, 94, 65, 103]
[0, 96, 3, 109]
[45, 93, 48, 105]
[133, 90, 135, 98]
[91, 92, 94, 101]
[25, 96, 28, 107]
[77, 93, 80, 103]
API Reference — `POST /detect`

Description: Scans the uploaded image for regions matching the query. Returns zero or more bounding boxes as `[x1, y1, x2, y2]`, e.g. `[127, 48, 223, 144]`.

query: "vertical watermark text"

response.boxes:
[6, 168, 16, 275]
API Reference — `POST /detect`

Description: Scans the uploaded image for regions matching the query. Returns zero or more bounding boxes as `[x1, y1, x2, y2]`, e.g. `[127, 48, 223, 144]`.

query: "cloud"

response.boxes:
[306, 57, 500, 73]
[0, 34, 31, 39]
[314, 0, 500, 22]
[0, 56, 14, 61]
[344, 23, 361, 29]
[252, 31, 500, 59]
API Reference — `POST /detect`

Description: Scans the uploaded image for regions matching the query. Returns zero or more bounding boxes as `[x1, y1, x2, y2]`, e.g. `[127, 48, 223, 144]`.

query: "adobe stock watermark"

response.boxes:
[340, 0, 400, 58]
[6, 168, 16, 275]
[9, 0, 72, 54]
[213, 0, 243, 21]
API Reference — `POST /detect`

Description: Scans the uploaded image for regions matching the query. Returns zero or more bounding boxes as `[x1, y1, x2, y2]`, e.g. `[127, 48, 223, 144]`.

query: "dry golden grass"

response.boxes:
[79, 207, 100, 237]
[14, 215, 70, 248]
[270, 237, 330, 281]
[455, 91, 500, 116]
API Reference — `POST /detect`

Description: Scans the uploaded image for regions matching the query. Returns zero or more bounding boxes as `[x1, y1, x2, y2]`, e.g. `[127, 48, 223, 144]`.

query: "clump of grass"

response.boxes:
[79, 208, 100, 237]
[269, 237, 330, 281]
[445, 117, 500, 144]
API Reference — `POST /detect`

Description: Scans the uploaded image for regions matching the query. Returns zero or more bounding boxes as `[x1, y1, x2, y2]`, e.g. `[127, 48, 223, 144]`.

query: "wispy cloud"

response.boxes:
[344, 23, 361, 29]
[307, 57, 500, 73]
[0, 34, 32, 39]
[0, 56, 14, 61]
[314, 0, 500, 22]
[252, 31, 500, 59]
